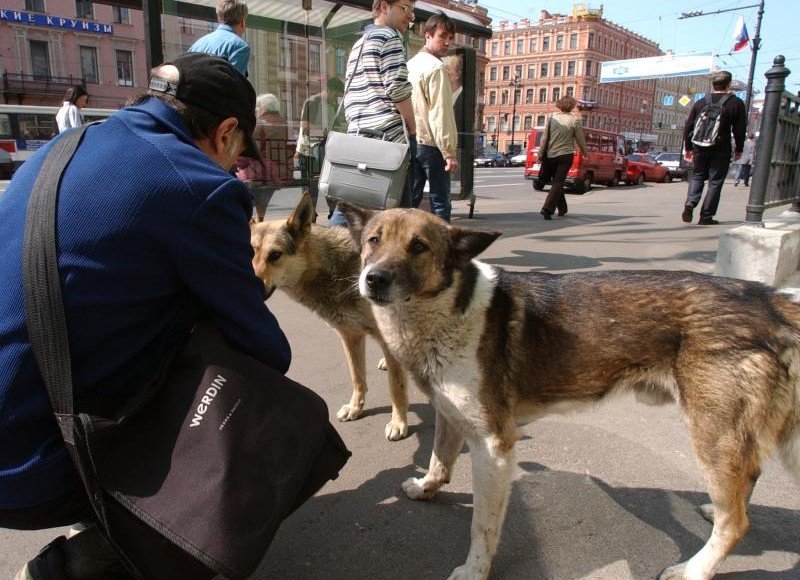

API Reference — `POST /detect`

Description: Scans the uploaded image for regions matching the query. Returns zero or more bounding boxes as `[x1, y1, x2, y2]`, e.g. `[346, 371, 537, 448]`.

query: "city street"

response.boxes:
[2, 172, 799, 579]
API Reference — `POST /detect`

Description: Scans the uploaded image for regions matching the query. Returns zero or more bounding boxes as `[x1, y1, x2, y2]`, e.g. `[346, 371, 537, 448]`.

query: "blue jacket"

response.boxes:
[0, 97, 291, 509]
[189, 24, 250, 77]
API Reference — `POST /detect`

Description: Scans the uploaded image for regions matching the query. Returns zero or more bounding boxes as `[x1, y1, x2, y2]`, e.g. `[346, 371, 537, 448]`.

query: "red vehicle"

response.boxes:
[523, 127, 627, 193]
[625, 153, 671, 184]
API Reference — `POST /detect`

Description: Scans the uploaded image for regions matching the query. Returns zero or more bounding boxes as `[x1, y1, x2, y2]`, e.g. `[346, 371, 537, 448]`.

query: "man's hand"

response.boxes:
[684, 150, 693, 162]
[445, 156, 459, 173]
[734, 151, 742, 161]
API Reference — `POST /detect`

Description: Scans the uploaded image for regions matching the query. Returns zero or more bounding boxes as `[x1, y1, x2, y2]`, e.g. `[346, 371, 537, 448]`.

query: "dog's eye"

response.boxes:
[267, 250, 283, 263]
[410, 240, 428, 255]
[367, 235, 380, 246]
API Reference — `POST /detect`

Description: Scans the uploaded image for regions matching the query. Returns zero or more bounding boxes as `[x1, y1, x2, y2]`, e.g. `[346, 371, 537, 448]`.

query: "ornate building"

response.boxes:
[483, 4, 661, 154]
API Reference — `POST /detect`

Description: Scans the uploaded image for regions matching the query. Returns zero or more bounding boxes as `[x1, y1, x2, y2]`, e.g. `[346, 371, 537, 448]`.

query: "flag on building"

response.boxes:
[732, 15, 750, 52]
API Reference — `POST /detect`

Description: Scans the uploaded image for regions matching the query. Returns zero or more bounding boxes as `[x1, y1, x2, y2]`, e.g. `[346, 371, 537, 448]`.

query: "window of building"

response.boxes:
[116, 49, 134, 86]
[526, 88, 534, 104]
[553, 62, 562, 76]
[583, 86, 590, 100]
[25, 0, 45, 11]
[489, 67, 497, 81]
[556, 35, 563, 50]
[279, 37, 298, 69]
[489, 90, 496, 105]
[500, 115, 508, 133]
[588, 33, 594, 49]
[586, 60, 592, 76]
[504, 40, 511, 55]
[542, 36, 550, 51]
[112, 6, 130, 24]
[487, 116, 496, 132]
[29, 40, 50, 81]
[538, 87, 547, 103]
[539, 62, 548, 77]
[75, 0, 93, 19]
[516, 39, 524, 54]
[179, 17, 193, 34]
[502, 66, 509, 81]
[527, 64, 535, 79]
[536, 114, 546, 126]
[501, 90, 509, 105]
[515, 64, 522, 79]
[336, 48, 346, 75]
[309, 42, 321, 72]
[552, 87, 561, 102]
[513, 88, 521, 104]
[79, 46, 98, 84]
[569, 33, 578, 49]
[566, 86, 574, 97]
[524, 115, 532, 130]
[529, 38, 537, 52]
[491, 42, 498, 56]
[567, 60, 576, 76]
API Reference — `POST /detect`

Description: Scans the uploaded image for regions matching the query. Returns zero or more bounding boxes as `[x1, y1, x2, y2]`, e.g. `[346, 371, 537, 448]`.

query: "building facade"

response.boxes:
[483, 5, 661, 154]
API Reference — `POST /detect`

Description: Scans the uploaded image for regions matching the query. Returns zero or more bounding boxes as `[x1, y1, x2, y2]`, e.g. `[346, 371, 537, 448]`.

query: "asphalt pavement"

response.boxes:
[2, 171, 798, 579]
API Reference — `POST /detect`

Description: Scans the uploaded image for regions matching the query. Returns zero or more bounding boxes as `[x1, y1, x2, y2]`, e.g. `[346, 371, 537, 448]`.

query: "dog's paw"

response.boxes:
[658, 563, 691, 580]
[447, 564, 488, 580]
[337, 404, 363, 422]
[377, 357, 387, 371]
[401, 476, 437, 500]
[385, 420, 409, 441]
[698, 503, 714, 523]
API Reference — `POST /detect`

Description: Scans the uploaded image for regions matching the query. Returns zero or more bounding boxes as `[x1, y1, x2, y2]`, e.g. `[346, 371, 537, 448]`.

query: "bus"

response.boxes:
[0, 104, 117, 172]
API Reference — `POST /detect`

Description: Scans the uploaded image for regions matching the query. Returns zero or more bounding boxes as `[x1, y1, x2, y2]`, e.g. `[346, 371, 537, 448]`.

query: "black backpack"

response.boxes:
[691, 93, 732, 148]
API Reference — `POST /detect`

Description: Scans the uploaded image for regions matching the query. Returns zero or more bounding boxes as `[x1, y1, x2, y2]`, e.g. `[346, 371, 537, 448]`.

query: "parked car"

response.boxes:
[474, 152, 509, 167]
[654, 152, 688, 180]
[524, 127, 628, 193]
[508, 152, 527, 166]
[0, 149, 13, 180]
[625, 153, 670, 184]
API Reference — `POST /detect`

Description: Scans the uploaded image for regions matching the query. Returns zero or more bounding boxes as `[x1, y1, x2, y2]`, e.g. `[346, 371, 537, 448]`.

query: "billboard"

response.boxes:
[600, 52, 713, 83]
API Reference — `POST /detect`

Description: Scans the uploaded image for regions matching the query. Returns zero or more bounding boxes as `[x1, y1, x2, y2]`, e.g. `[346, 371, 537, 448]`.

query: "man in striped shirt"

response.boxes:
[328, 0, 417, 225]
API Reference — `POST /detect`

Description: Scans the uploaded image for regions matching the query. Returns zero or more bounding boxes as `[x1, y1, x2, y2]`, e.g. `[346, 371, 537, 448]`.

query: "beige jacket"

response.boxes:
[407, 50, 458, 158]
[540, 112, 588, 158]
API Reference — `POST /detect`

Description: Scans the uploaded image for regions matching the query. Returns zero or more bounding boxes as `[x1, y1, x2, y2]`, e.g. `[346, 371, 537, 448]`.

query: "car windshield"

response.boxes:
[658, 153, 680, 162]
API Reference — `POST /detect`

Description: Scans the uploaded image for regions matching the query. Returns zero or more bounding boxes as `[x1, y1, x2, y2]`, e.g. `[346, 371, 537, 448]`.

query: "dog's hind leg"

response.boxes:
[660, 419, 761, 580]
[336, 329, 367, 422]
[379, 345, 409, 440]
[447, 435, 516, 580]
[402, 410, 464, 500]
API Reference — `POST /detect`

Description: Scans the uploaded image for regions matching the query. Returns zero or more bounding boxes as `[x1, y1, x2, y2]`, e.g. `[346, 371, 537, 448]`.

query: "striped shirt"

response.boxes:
[344, 25, 412, 143]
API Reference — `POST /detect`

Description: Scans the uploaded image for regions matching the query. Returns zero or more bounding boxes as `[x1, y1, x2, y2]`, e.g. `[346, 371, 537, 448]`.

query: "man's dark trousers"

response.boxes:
[413, 144, 451, 222]
[685, 149, 731, 221]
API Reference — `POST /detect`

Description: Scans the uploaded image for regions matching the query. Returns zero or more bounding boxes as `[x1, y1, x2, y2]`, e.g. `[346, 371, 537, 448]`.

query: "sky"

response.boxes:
[479, 0, 799, 98]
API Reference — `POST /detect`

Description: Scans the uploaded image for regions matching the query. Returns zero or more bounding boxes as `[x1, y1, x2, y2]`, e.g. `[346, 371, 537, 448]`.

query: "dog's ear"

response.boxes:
[286, 192, 316, 238]
[337, 201, 375, 249]
[449, 227, 502, 262]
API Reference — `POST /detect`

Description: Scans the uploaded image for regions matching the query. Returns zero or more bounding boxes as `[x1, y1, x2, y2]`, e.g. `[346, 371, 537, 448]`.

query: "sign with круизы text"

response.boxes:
[0, 8, 113, 35]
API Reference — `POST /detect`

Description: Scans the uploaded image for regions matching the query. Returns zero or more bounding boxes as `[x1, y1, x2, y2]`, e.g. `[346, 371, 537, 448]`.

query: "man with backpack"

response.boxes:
[681, 70, 747, 225]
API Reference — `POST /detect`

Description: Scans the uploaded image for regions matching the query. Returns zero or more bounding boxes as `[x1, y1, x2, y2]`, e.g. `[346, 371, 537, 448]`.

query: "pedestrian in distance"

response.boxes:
[734, 132, 756, 187]
[328, 0, 417, 226]
[538, 95, 588, 220]
[188, 0, 250, 77]
[407, 11, 459, 222]
[0, 52, 290, 579]
[681, 70, 747, 225]
[55, 85, 89, 133]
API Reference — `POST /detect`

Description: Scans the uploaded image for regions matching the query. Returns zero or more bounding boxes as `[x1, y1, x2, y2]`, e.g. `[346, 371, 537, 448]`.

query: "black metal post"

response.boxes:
[744, 0, 765, 124]
[141, 0, 164, 70]
[509, 74, 523, 155]
[746, 55, 790, 224]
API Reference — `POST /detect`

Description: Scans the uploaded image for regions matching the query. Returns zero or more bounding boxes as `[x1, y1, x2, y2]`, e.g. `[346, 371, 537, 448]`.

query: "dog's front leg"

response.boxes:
[402, 410, 464, 500]
[447, 437, 515, 580]
[336, 329, 367, 421]
[379, 346, 409, 441]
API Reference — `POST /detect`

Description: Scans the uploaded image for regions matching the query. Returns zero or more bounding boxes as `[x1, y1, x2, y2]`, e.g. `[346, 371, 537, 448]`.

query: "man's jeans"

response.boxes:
[413, 144, 451, 222]
[329, 133, 417, 227]
[685, 149, 731, 220]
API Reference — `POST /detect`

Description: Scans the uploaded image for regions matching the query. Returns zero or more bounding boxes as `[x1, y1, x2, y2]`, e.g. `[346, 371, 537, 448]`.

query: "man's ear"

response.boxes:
[214, 117, 240, 155]
[337, 201, 375, 250]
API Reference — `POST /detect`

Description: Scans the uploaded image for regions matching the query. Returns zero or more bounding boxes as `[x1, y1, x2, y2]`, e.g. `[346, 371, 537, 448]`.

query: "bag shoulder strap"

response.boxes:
[22, 125, 91, 442]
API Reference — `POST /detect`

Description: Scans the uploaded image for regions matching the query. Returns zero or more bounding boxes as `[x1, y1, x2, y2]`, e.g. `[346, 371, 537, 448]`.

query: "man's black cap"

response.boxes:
[149, 52, 260, 160]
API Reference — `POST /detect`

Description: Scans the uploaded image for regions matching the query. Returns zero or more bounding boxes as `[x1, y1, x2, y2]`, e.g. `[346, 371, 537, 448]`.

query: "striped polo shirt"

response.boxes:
[344, 24, 412, 143]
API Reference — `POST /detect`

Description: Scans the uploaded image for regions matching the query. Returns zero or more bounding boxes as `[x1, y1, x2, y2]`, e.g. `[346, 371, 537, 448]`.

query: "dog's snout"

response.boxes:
[366, 269, 393, 292]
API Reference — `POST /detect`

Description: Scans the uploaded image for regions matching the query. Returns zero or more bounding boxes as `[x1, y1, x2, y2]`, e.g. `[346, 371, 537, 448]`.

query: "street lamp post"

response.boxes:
[509, 73, 524, 155]
[493, 108, 502, 151]
[638, 99, 648, 150]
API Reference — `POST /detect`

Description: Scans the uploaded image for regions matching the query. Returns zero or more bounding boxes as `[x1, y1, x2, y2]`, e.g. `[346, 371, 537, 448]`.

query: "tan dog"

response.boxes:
[339, 202, 800, 580]
[250, 194, 409, 440]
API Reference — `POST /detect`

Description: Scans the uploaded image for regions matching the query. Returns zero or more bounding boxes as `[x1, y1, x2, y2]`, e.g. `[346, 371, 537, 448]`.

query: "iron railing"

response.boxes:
[2, 73, 86, 97]
[746, 56, 800, 224]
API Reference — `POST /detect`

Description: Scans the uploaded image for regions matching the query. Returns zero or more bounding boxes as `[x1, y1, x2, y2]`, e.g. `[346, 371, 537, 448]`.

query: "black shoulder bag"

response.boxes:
[22, 126, 351, 579]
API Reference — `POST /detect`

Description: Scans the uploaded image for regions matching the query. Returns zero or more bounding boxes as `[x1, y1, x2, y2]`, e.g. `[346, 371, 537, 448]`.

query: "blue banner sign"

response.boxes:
[663, 95, 674, 106]
[600, 52, 713, 83]
[0, 9, 113, 35]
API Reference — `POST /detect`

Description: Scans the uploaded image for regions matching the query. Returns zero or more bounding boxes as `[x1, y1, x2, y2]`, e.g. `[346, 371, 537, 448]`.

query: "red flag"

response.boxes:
[732, 16, 749, 52]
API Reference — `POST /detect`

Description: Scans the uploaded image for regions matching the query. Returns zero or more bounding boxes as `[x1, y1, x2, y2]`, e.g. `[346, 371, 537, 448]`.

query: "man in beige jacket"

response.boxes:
[407, 12, 459, 222]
